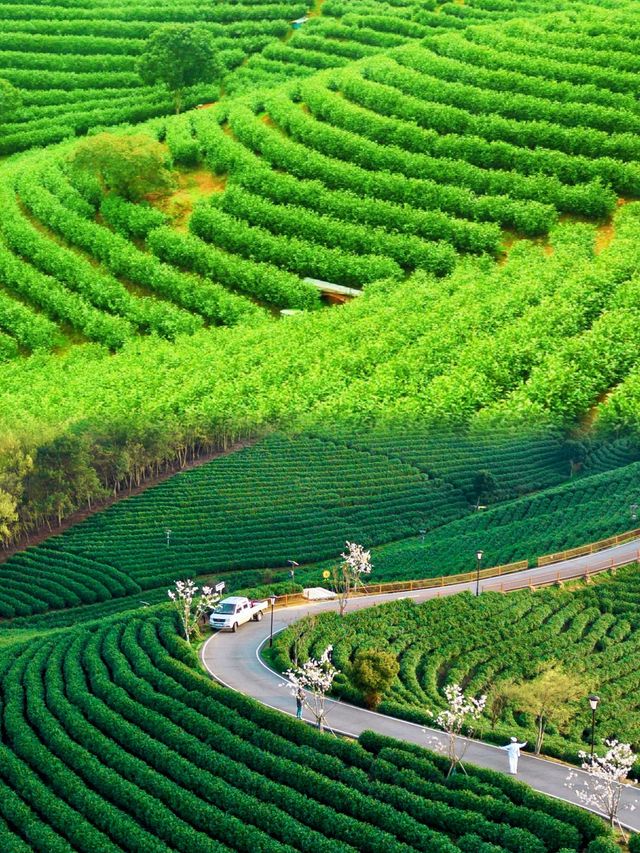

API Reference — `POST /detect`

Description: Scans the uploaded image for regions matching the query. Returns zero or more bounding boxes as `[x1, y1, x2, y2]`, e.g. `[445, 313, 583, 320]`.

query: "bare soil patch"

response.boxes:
[156, 167, 227, 230]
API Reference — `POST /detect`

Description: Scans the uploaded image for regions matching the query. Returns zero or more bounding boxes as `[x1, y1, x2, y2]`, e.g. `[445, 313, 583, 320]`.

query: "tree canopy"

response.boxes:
[137, 25, 220, 114]
[509, 663, 590, 754]
[0, 79, 21, 123]
[69, 132, 173, 201]
[352, 649, 400, 709]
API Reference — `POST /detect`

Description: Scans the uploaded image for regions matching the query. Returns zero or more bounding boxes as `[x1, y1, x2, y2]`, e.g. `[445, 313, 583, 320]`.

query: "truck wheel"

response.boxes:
[254, 611, 263, 622]
[231, 622, 238, 633]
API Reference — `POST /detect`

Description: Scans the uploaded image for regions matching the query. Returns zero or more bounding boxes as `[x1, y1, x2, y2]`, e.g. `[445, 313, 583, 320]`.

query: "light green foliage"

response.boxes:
[69, 132, 173, 201]
[0, 489, 18, 542]
[0, 78, 20, 122]
[352, 649, 400, 709]
[508, 664, 592, 754]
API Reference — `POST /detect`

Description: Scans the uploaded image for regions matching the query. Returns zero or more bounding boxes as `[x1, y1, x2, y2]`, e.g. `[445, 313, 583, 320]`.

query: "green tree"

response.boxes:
[0, 78, 21, 123]
[0, 489, 18, 543]
[509, 663, 590, 754]
[69, 132, 173, 201]
[23, 434, 105, 528]
[564, 439, 587, 476]
[0, 439, 32, 545]
[486, 679, 518, 730]
[472, 470, 499, 508]
[351, 649, 399, 709]
[137, 25, 220, 114]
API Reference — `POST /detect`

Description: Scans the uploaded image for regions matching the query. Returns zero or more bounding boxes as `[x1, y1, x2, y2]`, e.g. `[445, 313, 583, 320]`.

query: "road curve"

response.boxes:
[201, 540, 640, 832]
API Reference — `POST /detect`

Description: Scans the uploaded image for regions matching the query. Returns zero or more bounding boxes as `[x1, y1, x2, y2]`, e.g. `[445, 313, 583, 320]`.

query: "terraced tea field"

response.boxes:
[1, 0, 640, 537]
[3, 0, 640, 848]
[0, 609, 612, 852]
[0, 0, 308, 155]
[2, 423, 639, 629]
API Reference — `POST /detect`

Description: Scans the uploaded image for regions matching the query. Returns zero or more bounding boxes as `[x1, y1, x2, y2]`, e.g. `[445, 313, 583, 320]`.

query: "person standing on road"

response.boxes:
[295, 687, 304, 720]
[501, 736, 527, 775]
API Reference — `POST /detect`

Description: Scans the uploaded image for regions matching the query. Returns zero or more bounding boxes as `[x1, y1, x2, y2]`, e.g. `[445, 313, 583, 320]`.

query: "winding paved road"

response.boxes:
[201, 538, 640, 832]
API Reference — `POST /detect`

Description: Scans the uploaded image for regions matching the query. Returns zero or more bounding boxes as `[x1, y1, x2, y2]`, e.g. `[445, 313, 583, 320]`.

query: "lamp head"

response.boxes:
[476, 549, 484, 561]
[269, 596, 276, 606]
[588, 694, 600, 711]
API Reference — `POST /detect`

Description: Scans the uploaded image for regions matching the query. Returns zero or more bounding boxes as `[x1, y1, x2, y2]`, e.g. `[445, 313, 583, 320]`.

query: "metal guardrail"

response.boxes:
[272, 527, 640, 608]
[273, 560, 529, 607]
[537, 527, 640, 566]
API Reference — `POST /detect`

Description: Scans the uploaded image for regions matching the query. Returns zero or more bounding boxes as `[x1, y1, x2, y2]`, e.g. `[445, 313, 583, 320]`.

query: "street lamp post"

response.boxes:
[475, 550, 484, 597]
[269, 596, 276, 647]
[287, 559, 299, 581]
[419, 529, 426, 543]
[588, 695, 600, 758]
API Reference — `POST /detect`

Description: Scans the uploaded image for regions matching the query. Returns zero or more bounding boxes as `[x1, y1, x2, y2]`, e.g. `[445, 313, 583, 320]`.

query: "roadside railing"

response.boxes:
[272, 527, 640, 608]
[537, 527, 640, 566]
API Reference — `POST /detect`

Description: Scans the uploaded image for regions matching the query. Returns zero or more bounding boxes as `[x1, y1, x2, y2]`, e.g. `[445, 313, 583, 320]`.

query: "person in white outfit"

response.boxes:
[502, 736, 527, 775]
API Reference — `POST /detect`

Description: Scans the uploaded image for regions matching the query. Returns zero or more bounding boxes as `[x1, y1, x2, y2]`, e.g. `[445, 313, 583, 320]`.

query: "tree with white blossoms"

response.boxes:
[285, 645, 339, 733]
[429, 683, 487, 777]
[332, 541, 372, 616]
[565, 739, 638, 839]
[167, 579, 219, 644]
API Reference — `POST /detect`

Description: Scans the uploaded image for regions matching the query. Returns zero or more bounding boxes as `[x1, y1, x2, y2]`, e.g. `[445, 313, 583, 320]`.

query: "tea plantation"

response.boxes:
[0, 608, 615, 852]
[3, 0, 640, 847]
[272, 566, 640, 769]
[1, 0, 640, 531]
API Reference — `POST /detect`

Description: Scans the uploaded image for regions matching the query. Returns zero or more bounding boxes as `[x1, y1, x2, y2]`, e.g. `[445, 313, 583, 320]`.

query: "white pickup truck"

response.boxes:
[209, 596, 269, 632]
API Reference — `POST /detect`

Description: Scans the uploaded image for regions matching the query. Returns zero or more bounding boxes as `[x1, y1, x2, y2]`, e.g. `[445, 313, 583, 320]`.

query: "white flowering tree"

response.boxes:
[332, 541, 372, 616]
[565, 739, 638, 838]
[430, 683, 487, 777]
[167, 578, 219, 644]
[285, 645, 339, 733]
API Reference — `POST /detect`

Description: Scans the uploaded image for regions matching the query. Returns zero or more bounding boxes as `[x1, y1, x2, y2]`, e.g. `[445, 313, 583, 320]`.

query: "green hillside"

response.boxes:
[2, 1, 640, 542]
[2, 423, 639, 627]
[2, 203, 640, 541]
[2, 0, 640, 846]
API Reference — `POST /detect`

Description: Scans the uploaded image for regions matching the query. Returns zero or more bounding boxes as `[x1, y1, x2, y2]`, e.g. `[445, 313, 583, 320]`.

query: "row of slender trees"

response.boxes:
[0, 423, 252, 548]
